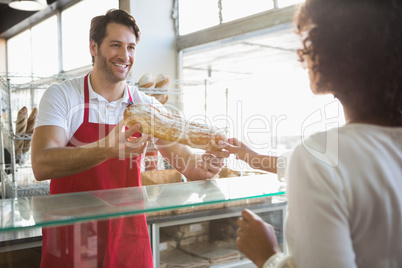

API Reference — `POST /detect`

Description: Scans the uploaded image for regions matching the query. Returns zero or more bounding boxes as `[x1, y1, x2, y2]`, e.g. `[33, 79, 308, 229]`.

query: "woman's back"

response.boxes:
[286, 124, 402, 268]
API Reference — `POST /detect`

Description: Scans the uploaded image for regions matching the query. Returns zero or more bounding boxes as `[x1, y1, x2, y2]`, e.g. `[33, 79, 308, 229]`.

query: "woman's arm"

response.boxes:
[223, 138, 278, 173]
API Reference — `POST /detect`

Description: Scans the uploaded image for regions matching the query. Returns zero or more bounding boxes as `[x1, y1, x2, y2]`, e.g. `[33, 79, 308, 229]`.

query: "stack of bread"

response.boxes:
[138, 73, 170, 104]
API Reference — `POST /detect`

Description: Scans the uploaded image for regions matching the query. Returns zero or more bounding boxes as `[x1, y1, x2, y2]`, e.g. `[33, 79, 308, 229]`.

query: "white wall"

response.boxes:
[127, 0, 177, 84]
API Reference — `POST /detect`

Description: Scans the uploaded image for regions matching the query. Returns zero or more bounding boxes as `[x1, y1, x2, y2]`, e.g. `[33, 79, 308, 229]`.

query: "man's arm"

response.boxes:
[155, 139, 228, 180]
[32, 120, 149, 181]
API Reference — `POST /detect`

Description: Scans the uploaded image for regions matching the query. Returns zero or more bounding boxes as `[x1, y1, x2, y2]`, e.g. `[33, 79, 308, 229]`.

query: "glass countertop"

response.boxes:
[0, 174, 285, 233]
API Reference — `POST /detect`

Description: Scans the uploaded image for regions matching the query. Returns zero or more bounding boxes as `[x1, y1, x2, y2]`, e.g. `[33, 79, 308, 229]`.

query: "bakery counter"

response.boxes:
[0, 174, 286, 267]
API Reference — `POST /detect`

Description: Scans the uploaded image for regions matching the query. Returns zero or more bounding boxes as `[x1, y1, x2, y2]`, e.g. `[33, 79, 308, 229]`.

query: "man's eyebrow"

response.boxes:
[109, 40, 136, 46]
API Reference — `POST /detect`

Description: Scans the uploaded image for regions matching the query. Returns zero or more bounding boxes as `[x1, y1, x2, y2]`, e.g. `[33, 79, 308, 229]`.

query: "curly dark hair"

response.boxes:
[295, 0, 402, 125]
[89, 9, 141, 65]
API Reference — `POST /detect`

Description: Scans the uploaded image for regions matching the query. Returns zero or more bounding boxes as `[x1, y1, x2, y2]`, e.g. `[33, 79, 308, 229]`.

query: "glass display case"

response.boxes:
[1, 174, 286, 267]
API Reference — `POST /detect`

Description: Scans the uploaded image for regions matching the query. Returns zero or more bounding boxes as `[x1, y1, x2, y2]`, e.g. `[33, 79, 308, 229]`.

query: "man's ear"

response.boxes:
[89, 39, 98, 58]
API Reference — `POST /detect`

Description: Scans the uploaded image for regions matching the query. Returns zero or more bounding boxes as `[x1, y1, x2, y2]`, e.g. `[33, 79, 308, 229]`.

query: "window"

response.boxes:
[278, 0, 305, 8]
[221, 0, 273, 23]
[177, 0, 344, 170]
[7, 0, 118, 76]
[178, 0, 305, 35]
[31, 16, 59, 76]
[7, 29, 32, 76]
[61, 0, 119, 71]
[7, 16, 58, 77]
[178, 0, 220, 35]
[181, 26, 345, 162]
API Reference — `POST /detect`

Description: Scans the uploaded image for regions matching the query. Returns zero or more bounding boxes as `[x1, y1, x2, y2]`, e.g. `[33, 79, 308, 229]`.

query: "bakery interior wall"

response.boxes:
[128, 0, 177, 84]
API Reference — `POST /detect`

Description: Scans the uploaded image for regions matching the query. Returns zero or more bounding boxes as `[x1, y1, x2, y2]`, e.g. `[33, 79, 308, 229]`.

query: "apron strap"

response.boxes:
[127, 85, 133, 105]
[84, 73, 90, 123]
[83, 73, 133, 123]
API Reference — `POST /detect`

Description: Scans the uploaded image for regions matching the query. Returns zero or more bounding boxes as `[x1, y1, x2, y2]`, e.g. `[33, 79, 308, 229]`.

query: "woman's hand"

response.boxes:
[222, 137, 257, 162]
[236, 209, 281, 268]
[220, 138, 278, 173]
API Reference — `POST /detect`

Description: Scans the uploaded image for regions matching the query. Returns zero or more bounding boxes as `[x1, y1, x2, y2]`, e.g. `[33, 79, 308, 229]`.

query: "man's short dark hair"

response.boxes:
[89, 9, 141, 65]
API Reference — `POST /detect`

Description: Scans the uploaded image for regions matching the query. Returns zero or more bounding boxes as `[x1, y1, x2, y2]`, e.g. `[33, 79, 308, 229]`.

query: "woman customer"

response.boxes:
[224, 0, 402, 267]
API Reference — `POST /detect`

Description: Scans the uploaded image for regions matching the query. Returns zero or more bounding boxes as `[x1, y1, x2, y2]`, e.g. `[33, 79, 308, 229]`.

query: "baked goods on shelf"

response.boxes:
[124, 103, 226, 150]
[10, 106, 39, 164]
[14, 106, 28, 157]
[153, 74, 170, 104]
[22, 107, 38, 154]
[155, 74, 170, 89]
[138, 73, 155, 88]
[137, 73, 170, 104]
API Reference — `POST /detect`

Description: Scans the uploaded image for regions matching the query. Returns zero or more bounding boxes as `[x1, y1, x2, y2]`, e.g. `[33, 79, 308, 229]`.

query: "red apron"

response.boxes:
[40, 73, 153, 268]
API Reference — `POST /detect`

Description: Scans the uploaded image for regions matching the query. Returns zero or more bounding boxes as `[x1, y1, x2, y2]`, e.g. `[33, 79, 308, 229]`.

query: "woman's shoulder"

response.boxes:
[292, 124, 402, 166]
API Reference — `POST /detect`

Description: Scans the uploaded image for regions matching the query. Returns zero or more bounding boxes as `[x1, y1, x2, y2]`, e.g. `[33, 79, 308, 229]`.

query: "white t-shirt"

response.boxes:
[266, 124, 402, 268]
[36, 74, 162, 140]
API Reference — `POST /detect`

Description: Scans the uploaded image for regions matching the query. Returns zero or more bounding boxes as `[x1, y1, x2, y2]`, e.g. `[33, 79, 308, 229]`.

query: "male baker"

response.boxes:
[32, 9, 227, 267]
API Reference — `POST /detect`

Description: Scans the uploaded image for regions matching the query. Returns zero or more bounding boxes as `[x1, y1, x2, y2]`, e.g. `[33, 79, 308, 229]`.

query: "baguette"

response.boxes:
[22, 107, 38, 154]
[14, 106, 28, 156]
[124, 103, 226, 150]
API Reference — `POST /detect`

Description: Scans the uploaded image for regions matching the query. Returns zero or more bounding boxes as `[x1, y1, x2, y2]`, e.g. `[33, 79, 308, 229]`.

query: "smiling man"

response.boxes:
[31, 9, 227, 268]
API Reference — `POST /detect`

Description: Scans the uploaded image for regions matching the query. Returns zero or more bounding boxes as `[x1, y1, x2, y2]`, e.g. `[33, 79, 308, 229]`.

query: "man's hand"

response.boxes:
[197, 149, 230, 179]
[101, 119, 150, 158]
[236, 209, 281, 268]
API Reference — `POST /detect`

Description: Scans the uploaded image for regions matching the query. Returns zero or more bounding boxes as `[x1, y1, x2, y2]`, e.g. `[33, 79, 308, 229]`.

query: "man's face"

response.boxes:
[92, 22, 136, 83]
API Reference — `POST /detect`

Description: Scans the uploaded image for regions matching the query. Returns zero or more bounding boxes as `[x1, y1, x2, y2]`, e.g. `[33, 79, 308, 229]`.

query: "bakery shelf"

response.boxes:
[0, 74, 73, 199]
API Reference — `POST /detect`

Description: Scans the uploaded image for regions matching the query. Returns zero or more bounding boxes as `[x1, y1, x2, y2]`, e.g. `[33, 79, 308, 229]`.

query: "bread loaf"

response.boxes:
[22, 107, 38, 154]
[14, 106, 28, 157]
[155, 74, 170, 88]
[124, 103, 226, 150]
[150, 92, 168, 105]
[151, 74, 170, 104]
[138, 73, 155, 88]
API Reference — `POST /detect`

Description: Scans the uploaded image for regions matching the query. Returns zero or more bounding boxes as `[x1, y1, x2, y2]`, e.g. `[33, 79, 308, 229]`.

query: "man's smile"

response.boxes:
[113, 63, 129, 68]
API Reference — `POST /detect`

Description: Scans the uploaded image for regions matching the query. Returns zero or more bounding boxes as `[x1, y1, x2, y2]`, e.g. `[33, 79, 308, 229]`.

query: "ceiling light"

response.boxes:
[8, 0, 48, 11]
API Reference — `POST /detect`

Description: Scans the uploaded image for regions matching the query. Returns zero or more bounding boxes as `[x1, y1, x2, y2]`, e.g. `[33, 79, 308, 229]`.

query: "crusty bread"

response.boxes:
[22, 107, 38, 154]
[151, 94, 169, 105]
[124, 103, 226, 150]
[14, 106, 28, 156]
[138, 73, 155, 88]
[155, 74, 171, 88]
[150, 74, 171, 104]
